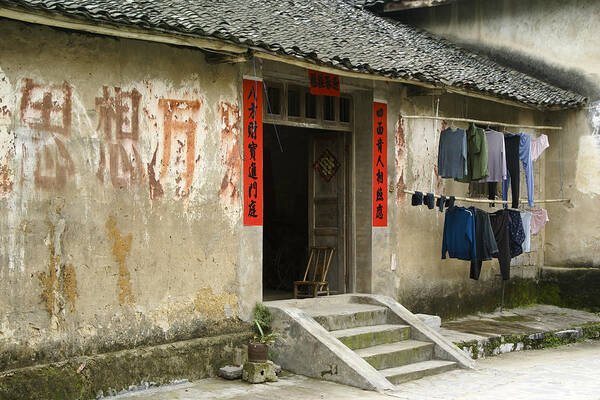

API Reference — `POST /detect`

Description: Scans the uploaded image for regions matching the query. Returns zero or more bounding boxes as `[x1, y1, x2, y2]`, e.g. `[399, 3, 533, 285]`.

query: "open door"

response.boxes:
[309, 132, 347, 294]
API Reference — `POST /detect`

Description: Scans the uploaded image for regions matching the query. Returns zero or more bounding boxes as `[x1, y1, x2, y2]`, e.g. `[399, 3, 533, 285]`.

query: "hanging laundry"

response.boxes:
[479, 130, 507, 183]
[530, 208, 549, 235]
[489, 209, 511, 280]
[478, 130, 506, 204]
[502, 133, 534, 207]
[424, 192, 435, 209]
[469, 207, 499, 280]
[531, 134, 549, 162]
[520, 211, 532, 252]
[442, 206, 476, 261]
[507, 209, 525, 258]
[411, 191, 423, 206]
[436, 195, 446, 212]
[457, 123, 488, 182]
[438, 127, 467, 179]
[502, 134, 522, 208]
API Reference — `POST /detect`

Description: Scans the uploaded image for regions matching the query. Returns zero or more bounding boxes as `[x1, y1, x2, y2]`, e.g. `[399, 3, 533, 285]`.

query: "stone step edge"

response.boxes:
[311, 307, 390, 331]
[381, 360, 457, 385]
[453, 322, 600, 359]
[330, 324, 411, 339]
[354, 340, 433, 359]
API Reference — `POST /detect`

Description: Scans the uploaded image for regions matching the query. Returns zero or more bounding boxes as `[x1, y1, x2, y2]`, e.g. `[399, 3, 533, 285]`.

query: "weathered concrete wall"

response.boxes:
[396, 0, 600, 97]
[0, 19, 257, 372]
[373, 82, 548, 318]
[396, 0, 600, 268]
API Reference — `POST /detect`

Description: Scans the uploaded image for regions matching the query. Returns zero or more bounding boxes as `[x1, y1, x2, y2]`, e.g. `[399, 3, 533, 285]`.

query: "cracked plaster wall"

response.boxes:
[0, 20, 258, 371]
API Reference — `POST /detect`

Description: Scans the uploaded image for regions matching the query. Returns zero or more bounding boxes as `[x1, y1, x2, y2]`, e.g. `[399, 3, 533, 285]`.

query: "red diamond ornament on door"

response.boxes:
[313, 149, 340, 182]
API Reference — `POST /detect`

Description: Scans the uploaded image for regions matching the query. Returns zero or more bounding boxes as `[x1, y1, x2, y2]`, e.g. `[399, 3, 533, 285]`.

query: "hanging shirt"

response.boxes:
[502, 133, 534, 207]
[531, 134, 549, 162]
[442, 206, 476, 261]
[438, 128, 467, 179]
[530, 208, 549, 235]
[478, 130, 506, 183]
[457, 123, 488, 182]
[489, 209, 511, 280]
[469, 207, 499, 280]
[520, 211, 532, 253]
[507, 209, 525, 258]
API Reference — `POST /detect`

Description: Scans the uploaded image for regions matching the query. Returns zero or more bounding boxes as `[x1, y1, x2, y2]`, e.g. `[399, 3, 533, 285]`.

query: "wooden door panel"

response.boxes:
[309, 132, 346, 294]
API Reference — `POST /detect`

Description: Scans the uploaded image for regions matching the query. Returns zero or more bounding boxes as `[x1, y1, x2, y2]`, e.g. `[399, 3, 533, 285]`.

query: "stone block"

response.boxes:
[242, 361, 278, 383]
[273, 363, 282, 375]
[415, 314, 442, 331]
[219, 365, 243, 380]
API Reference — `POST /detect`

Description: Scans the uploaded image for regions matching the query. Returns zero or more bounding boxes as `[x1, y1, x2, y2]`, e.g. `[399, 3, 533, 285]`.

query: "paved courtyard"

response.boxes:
[111, 340, 600, 400]
[388, 340, 600, 400]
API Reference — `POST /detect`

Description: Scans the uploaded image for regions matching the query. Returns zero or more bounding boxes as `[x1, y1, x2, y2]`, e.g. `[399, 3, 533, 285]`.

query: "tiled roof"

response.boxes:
[0, 0, 587, 108]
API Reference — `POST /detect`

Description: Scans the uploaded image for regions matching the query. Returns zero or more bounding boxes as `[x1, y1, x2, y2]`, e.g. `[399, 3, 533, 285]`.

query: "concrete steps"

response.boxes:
[331, 324, 411, 350]
[308, 304, 388, 331]
[381, 360, 457, 385]
[355, 340, 434, 370]
[309, 302, 457, 386]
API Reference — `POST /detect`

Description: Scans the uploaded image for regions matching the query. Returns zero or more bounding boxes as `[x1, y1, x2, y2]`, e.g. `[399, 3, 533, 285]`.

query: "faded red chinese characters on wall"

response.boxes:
[95, 86, 144, 188]
[19, 78, 74, 190]
[156, 98, 201, 199]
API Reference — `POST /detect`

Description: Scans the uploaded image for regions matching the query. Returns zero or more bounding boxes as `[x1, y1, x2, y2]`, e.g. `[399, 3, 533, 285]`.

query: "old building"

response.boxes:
[0, 0, 594, 397]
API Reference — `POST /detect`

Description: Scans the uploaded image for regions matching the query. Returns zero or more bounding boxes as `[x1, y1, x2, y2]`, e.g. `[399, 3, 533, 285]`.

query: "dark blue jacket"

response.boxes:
[442, 206, 477, 261]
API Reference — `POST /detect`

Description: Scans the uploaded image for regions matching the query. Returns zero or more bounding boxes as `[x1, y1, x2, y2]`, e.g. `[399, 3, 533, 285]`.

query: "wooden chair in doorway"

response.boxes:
[293, 246, 335, 299]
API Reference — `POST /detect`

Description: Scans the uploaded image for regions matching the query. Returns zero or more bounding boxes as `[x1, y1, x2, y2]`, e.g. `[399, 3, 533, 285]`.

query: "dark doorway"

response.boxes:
[262, 124, 349, 301]
[263, 125, 310, 300]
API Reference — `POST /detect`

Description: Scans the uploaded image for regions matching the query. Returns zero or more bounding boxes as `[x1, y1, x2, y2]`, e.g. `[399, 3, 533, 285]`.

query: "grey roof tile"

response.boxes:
[0, 0, 586, 108]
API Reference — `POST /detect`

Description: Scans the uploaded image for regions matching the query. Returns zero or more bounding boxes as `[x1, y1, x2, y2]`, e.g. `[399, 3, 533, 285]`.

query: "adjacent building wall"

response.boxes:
[373, 81, 546, 317]
[0, 19, 256, 372]
[396, 0, 600, 267]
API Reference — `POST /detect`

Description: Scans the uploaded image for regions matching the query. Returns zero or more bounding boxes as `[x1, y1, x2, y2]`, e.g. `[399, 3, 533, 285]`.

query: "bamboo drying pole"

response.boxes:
[402, 190, 569, 205]
[401, 115, 562, 131]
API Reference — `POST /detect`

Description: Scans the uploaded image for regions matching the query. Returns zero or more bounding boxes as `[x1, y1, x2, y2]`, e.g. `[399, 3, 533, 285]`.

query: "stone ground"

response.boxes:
[109, 340, 600, 400]
[440, 304, 600, 344]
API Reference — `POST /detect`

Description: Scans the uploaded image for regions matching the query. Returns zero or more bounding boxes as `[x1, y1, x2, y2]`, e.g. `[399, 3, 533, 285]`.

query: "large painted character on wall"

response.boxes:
[96, 86, 144, 188]
[19, 79, 74, 190]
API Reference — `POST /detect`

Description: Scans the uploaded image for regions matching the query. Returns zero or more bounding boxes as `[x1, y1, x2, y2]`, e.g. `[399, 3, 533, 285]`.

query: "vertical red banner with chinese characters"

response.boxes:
[373, 102, 387, 227]
[243, 79, 263, 226]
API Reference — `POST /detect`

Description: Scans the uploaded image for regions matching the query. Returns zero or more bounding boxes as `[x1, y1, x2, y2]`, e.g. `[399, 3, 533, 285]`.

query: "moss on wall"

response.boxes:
[457, 322, 600, 359]
[0, 331, 252, 400]
[401, 267, 600, 320]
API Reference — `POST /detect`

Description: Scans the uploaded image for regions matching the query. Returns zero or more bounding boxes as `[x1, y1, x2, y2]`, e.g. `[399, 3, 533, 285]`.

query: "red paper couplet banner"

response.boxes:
[308, 70, 341, 97]
[373, 102, 387, 227]
[243, 79, 263, 226]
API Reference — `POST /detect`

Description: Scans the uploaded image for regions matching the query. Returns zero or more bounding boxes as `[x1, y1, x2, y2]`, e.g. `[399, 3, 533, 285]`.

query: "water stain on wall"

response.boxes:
[0, 164, 13, 194]
[106, 215, 135, 305]
[217, 101, 241, 214]
[147, 145, 164, 200]
[193, 287, 238, 320]
[36, 218, 78, 324]
[395, 115, 407, 200]
[576, 101, 600, 195]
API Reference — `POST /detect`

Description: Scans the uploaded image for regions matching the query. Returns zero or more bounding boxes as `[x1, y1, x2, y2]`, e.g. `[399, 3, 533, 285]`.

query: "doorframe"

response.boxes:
[260, 76, 358, 295]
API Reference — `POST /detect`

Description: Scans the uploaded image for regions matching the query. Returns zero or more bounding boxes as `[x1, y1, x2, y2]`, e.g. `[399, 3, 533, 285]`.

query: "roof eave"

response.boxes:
[0, 6, 585, 112]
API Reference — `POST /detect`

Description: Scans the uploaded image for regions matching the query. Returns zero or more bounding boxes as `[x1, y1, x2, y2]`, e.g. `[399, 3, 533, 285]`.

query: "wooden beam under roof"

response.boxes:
[383, 0, 458, 12]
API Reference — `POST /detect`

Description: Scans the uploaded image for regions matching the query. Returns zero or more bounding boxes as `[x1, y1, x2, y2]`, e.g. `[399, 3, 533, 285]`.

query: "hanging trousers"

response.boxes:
[503, 135, 521, 208]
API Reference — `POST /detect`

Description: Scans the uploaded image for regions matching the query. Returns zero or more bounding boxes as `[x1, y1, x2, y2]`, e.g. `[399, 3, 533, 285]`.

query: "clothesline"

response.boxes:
[401, 115, 563, 131]
[402, 190, 569, 205]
